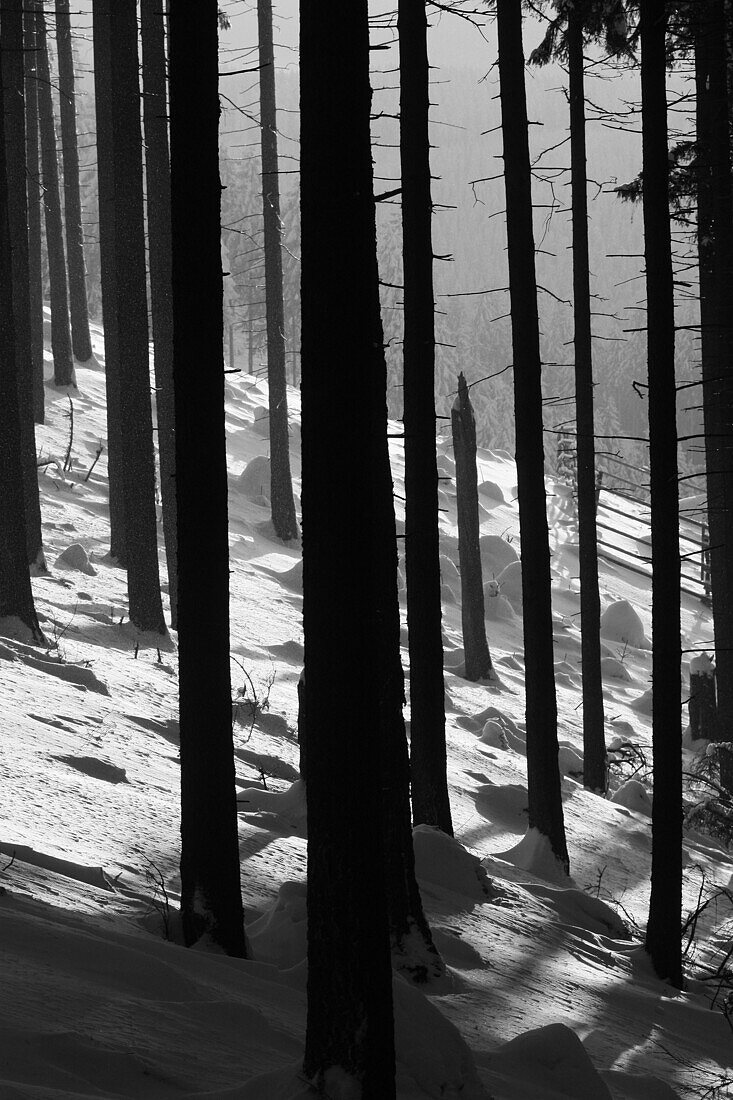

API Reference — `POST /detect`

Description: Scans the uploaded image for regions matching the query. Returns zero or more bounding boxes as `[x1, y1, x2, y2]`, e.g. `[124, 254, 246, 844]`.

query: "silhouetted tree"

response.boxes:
[23, 1, 44, 424]
[170, 0, 246, 957]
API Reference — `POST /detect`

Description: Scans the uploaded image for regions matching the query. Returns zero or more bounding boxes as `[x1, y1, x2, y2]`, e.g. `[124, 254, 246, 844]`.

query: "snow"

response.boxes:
[0, 314, 730, 1097]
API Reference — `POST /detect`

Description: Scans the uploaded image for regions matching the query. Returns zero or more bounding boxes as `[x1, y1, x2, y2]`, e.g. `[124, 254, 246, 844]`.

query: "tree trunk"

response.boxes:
[398, 0, 453, 837]
[0, 50, 44, 644]
[641, 0, 683, 990]
[2, 0, 45, 570]
[23, 2, 44, 425]
[300, 0, 396, 1091]
[169, 0, 246, 958]
[35, 4, 75, 389]
[452, 373, 493, 682]
[496, 0, 569, 875]
[92, 0, 126, 564]
[689, 653, 717, 741]
[568, 3, 606, 794]
[141, 0, 178, 630]
[257, 0, 298, 543]
[108, 2, 166, 636]
[55, 0, 93, 364]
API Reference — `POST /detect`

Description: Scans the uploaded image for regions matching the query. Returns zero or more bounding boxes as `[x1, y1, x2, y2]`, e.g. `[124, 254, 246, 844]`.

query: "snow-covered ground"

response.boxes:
[0, 317, 731, 1098]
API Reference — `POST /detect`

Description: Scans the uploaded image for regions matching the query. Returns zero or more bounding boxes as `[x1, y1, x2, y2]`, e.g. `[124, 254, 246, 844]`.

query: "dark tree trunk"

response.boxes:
[641, 0, 683, 990]
[55, 0, 92, 364]
[0, 51, 44, 644]
[107, 3, 166, 636]
[170, 0, 246, 958]
[301, 0, 396, 1091]
[35, 4, 75, 389]
[141, 0, 178, 630]
[451, 372, 493, 682]
[92, 0, 126, 564]
[497, 0, 569, 875]
[2, 0, 45, 570]
[568, 4, 606, 794]
[696, 0, 733, 795]
[23, 2, 44, 425]
[398, 0, 453, 837]
[689, 655, 718, 741]
[257, 0, 298, 543]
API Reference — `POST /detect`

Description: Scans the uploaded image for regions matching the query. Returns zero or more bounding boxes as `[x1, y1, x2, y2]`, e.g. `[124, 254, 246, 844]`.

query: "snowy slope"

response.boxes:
[0, 317, 731, 1098]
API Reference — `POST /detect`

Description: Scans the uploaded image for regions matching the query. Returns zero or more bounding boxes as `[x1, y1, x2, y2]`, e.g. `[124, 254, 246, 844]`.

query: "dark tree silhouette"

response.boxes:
[2, 0, 45, 570]
[398, 0, 453, 836]
[169, 0, 246, 958]
[107, 2, 166, 636]
[301, 0, 396, 1091]
[23, 1, 44, 425]
[641, 0, 683, 990]
[452, 373, 493, 683]
[35, 3, 75, 388]
[141, 0, 178, 629]
[497, 0, 569, 874]
[257, 0, 298, 543]
[55, 0, 93, 364]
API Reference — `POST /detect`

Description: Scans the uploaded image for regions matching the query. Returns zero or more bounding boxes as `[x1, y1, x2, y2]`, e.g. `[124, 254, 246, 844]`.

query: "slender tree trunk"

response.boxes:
[24, 2, 44, 425]
[141, 0, 178, 630]
[0, 52, 44, 644]
[301, 0, 396, 1091]
[497, 0, 569, 874]
[398, 0, 453, 836]
[107, 2, 166, 636]
[170, 0, 246, 958]
[92, 0, 126, 564]
[696, 0, 733, 795]
[55, 0, 93, 364]
[257, 0, 298, 542]
[452, 373, 493, 682]
[568, 3, 606, 794]
[2, 0, 45, 570]
[35, 4, 75, 389]
[641, 0, 683, 990]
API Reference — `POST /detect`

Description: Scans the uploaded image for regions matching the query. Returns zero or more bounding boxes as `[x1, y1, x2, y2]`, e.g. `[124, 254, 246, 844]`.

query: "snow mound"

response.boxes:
[526, 885, 629, 939]
[629, 687, 653, 715]
[480, 534, 518, 579]
[600, 600, 650, 649]
[279, 559, 303, 593]
[611, 779, 652, 817]
[477, 479, 505, 506]
[601, 656, 632, 681]
[440, 553, 460, 583]
[413, 824, 493, 901]
[474, 781, 528, 833]
[496, 560, 523, 611]
[237, 455, 271, 501]
[248, 881, 307, 968]
[483, 585, 516, 622]
[437, 453, 455, 479]
[55, 542, 97, 576]
[480, 718, 525, 754]
[486, 1022, 613, 1100]
[238, 779, 307, 832]
[557, 743, 584, 779]
[495, 828, 570, 885]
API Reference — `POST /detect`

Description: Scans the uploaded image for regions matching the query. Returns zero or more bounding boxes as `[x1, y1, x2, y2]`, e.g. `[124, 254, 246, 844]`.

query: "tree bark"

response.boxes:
[257, 0, 298, 543]
[170, 0, 246, 958]
[497, 0, 569, 875]
[55, 0, 93, 363]
[300, 0, 396, 1091]
[452, 373, 493, 682]
[641, 0, 683, 990]
[568, 3, 606, 794]
[398, 0, 453, 836]
[23, 2, 44, 425]
[35, 4, 75, 389]
[2, 0, 45, 570]
[141, 0, 178, 630]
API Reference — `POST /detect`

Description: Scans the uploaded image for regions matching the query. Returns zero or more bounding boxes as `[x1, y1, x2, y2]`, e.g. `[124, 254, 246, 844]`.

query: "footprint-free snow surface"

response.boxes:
[0, 315, 731, 1098]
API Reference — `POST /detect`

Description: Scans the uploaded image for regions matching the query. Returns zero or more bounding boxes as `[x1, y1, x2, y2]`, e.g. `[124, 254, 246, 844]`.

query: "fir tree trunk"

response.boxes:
[170, 0, 246, 958]
[141, 0, 178, 630]
[92, 0, 126, 564]
[497, 0, 569, 875]
[301, 0, 396, 1091]
[55, 0, 93, 364]
[568, 3, 606, 793]
[23, 2, 44, 425]
[398, 0, 453, 836]
[0, 52, 44, 644]
[35, 4, 74, 389]
[257, 0, 298, 542]
[641, 0, 683, 990]
[2, 0, 45, 570]
[451, 372, 493, 682]
[107, 2, 166, 636]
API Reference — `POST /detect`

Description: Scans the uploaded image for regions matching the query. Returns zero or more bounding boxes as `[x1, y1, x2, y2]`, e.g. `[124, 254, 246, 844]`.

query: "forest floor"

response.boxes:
[0, 315, 731, 1098]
